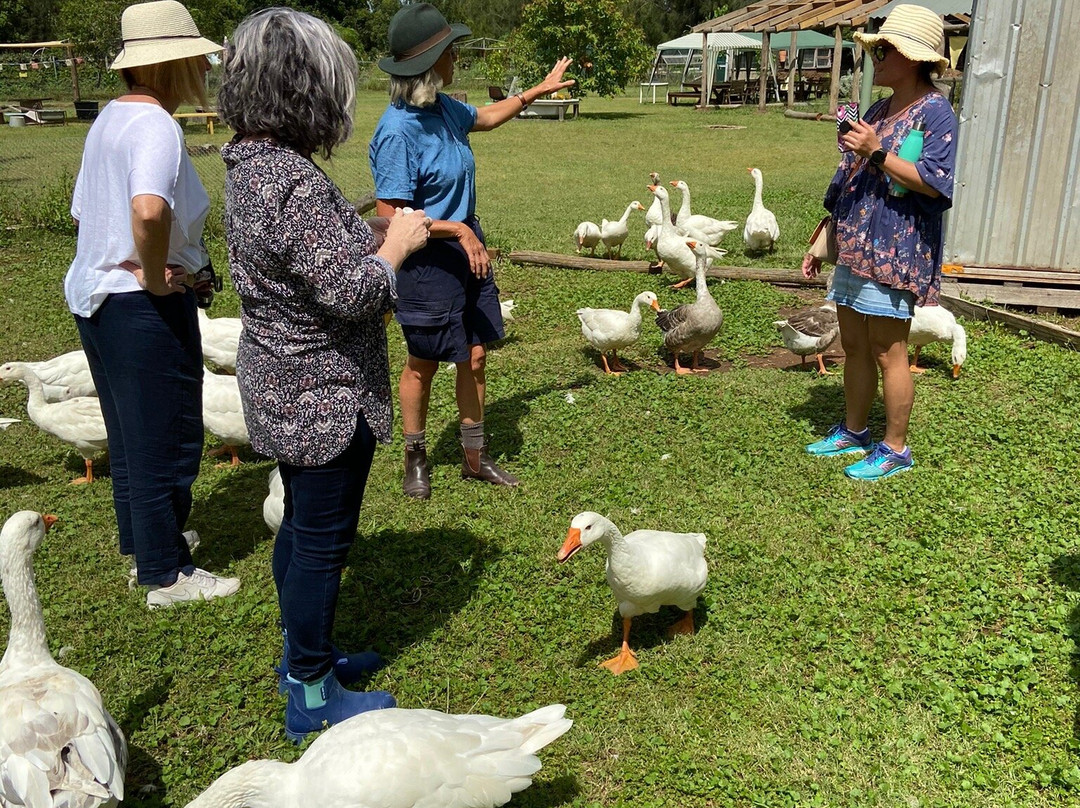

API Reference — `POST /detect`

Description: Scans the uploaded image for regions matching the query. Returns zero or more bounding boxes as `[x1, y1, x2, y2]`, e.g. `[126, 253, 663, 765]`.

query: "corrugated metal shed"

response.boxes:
[946, 0, 1080, 279]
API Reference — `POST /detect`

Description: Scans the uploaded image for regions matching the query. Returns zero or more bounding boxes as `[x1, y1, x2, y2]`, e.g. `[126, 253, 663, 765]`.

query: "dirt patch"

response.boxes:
[744, 346, 846, 373]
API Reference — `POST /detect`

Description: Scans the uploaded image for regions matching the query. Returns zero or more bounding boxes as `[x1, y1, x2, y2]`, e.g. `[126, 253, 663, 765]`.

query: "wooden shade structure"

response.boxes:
[0, 40, 81, 101]
[692, 0, 892, 112]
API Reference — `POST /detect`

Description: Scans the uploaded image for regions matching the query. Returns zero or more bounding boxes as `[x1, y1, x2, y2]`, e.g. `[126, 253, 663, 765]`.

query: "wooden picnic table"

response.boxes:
[172, 111, 219, 135]
[17, 97, 52, 110]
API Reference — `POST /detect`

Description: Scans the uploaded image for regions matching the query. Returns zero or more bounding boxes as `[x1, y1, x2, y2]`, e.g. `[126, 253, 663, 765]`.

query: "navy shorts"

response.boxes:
[394, 218, 505, 363]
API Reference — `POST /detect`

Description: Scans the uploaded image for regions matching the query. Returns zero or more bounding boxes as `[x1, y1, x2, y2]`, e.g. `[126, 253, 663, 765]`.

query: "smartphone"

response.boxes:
[837, 102, 859, 151]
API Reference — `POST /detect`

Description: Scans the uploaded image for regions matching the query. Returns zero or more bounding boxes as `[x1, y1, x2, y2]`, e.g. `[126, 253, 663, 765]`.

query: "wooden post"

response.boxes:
[758, 31, 770, 113]
[851, 31, 863, 103]
[699, 32, 709, 108]
[786, 30, 798, 108]
[66, 43, 80, 102]
[828, 25, 842, 114]
[859, 20, 876, 112]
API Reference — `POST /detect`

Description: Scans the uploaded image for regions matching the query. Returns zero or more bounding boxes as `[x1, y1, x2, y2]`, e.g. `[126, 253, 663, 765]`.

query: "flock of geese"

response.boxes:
[0, 170, 970, 806]
[574, 170, 967, 377]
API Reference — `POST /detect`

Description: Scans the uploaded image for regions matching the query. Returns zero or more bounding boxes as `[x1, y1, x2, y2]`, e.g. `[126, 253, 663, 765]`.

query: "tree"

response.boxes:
[507, 0, 653, 97]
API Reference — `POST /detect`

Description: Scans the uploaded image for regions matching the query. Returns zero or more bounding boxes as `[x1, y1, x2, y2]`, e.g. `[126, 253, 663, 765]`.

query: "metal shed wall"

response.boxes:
[946, 0, 1080, 271]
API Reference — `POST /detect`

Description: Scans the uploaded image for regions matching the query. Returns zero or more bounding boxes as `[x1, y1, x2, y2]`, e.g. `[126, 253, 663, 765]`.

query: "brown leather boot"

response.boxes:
[461, 444, 519, 487]
[403, 446, 431, 499]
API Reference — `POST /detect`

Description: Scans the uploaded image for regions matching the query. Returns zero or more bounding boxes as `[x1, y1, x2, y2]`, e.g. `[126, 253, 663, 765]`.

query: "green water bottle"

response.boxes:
[889, 119, 926, 198]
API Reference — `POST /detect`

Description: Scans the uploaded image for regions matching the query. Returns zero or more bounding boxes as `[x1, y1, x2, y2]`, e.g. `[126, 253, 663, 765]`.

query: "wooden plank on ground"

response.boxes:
[946, 281, 1080, 308]
[940, 292, 1080, 350]
[506, 251, 827, 287]
[944, 265, 1080, 283]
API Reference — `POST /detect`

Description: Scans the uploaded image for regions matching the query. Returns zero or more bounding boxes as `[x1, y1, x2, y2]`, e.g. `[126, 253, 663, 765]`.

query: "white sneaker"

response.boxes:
[128, 530, 203, 588]
[146, 568, 241, 609]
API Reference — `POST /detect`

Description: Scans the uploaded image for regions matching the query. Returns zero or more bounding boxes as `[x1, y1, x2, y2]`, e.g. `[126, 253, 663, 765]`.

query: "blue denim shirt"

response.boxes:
[369, 93, 478, 222]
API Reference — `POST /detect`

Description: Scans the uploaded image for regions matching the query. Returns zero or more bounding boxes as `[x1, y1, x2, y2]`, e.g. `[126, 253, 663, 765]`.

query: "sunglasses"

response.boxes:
[870, 44, 893, 62]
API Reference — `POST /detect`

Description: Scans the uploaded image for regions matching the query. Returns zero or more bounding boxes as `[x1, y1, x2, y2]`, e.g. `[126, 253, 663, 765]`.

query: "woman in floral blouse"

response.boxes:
[218, 7, 430, 743]
[803, 4, 958, 481]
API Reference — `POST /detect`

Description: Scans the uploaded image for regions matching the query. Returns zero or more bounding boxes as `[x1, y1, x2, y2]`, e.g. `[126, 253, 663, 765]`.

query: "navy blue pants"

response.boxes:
[75, 290, 203, 586]
[273, 413, 376, 682]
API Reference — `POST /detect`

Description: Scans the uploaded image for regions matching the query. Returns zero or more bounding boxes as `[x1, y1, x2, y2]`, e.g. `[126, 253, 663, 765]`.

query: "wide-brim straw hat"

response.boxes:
[111, 0, 221, 71]
[378, 3, 470, 77]
[855, 4, 949, 74]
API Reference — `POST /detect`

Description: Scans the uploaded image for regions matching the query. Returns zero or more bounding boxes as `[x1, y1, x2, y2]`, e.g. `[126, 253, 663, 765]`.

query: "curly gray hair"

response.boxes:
[388, 67, 444, 108]
[218, 7, 357, 159]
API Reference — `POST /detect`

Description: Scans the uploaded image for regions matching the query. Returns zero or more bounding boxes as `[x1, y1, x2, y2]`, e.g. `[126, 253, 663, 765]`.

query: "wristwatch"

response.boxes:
[869, 148, 887, 167]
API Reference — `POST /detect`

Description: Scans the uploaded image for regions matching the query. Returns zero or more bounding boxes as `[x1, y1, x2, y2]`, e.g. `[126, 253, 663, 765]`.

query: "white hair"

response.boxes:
[388, 67, 443, 108]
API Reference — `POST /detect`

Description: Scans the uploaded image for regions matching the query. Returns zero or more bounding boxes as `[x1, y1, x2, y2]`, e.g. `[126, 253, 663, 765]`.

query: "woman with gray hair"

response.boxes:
[218, 6, 430, 743]
[370, 3, 574, 500]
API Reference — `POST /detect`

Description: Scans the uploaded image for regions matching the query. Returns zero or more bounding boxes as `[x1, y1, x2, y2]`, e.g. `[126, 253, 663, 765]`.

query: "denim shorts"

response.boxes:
[827, 265, 915, 319]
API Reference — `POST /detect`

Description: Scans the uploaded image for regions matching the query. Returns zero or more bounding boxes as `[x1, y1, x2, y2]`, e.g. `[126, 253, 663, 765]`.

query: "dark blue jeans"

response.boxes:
[274, 413, 376, 682]
[75, 290, 203, 585]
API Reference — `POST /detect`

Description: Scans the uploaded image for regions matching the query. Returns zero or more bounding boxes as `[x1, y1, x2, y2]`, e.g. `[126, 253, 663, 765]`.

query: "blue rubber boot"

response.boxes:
[275, 632, 384, 695]
[283, 671, 396, 744]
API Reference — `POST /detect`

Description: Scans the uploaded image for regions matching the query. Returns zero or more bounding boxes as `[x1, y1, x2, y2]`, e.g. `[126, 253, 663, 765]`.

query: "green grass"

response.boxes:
[3, 94, 1080, 808]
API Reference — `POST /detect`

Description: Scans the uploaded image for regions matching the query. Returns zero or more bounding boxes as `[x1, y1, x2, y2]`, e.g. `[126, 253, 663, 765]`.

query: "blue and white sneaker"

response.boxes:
[806, 423, 873, 457]
[843, 443, 914, 480]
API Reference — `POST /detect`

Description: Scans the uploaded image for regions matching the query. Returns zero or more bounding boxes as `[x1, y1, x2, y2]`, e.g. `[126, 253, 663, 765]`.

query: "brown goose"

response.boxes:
[655, 241, 723, 374]
[774, 302, 839, 375]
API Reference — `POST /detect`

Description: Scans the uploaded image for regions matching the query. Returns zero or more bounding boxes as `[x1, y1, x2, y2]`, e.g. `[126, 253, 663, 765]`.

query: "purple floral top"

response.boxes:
[825, 91, 957, 305]
[222, 139, 396, 466]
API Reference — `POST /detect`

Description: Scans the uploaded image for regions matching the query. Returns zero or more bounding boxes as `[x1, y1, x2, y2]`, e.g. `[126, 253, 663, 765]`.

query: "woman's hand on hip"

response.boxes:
[120, 261, 189, 295]
[457, 223, 490, 278]
[802, 253, 822, 279]
[841, 119, 882, 160]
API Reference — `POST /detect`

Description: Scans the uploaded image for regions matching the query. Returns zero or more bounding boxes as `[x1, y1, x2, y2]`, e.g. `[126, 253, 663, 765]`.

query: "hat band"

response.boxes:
[881, 29, 939, 52]
[394, 25, 452, 61]
[122, 33, 206, 45]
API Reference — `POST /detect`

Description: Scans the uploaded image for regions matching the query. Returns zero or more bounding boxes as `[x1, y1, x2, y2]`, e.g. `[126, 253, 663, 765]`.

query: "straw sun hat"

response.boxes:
[110, 0, 221, 71]
[378, 3, 471, 77]
[854, 4, 949, 74]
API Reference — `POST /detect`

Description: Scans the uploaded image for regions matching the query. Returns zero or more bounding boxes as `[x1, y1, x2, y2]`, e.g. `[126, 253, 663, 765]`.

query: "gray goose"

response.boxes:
[655, 241, 724, 374]
[774, 302, 839, 374]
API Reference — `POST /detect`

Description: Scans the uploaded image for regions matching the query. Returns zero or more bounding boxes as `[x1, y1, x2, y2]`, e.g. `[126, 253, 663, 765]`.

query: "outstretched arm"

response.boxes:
[473, 58, 576, 131]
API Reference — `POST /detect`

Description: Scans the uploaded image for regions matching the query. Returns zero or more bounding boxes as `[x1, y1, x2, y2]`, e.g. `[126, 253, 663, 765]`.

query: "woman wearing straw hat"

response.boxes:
[64, 0, 240, 606]
[802, 3, 957, 481]
[218, 7, 431, 742]
[369, 3, 574, 500]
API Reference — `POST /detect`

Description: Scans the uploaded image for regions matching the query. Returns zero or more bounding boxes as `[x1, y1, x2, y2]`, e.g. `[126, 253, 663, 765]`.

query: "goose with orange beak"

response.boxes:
[558, 512, 707, 674]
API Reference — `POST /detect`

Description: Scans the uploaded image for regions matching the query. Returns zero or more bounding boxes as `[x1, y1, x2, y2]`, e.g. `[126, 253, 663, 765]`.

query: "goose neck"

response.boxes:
[752, 173, 764, 210]
[677, 186, 692, 221]
[186, 761, 289, 808]
[0, 548, 50, 667]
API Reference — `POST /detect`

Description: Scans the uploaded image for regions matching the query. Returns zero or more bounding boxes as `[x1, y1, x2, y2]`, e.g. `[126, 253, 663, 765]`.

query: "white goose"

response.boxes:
[655, 241, 724, 374]
[499, 299, 516, 321]
[202, 369, 249, 466]
[558, 512, 707, 675]
[185, 704, 571, 808]
[744, 167, 780, 253]
[909, 304, 968, 378]
[197, 309, 242, 373]
[264, 466, 284, 536]
[669, 180, 739, 246]
[775, 302, 839, 375]
[0, 511, 127, 808]
[0, 362, 108, 484]
[599, 202, 639, 258]
[573, 221, 602, 255]
[577, 291, 660, 375]
[649, 185, 727, 289]
[18, 350, 96, 402]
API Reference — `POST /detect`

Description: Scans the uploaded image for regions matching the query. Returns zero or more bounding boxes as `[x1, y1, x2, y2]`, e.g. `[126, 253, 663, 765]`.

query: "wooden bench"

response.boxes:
[667, 91, 701, 106]
[172, 111, 219, 135]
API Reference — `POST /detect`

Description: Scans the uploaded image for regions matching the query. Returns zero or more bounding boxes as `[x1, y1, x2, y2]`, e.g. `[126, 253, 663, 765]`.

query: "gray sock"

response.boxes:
[404, 430, 426, 450]
[460, 421, 485, 450]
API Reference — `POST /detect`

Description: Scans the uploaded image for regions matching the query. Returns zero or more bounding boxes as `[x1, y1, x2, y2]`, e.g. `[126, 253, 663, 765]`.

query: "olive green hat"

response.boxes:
[378, 3, 470, 77]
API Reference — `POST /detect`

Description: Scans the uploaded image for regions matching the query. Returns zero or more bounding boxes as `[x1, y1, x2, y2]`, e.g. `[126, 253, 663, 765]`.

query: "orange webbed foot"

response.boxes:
[667, 611, 696, 637]
[599, 647, 639, 675]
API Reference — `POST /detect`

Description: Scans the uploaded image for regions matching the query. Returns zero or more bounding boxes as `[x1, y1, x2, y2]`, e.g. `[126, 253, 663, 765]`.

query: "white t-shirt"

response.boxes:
[64, 100, 211, 317]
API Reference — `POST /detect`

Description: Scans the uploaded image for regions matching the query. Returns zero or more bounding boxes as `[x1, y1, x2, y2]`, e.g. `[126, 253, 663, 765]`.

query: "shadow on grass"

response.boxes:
[337, 525, 496, 664]
[430, 382, 594, 466]
[787, 380, 883, 438]
[514, 774, 581, 807]
[186, 459, 276, 573]
[1049, 554, 1080, 740]
[0, 463, 48, 487]
[115, 674, 173, 807]
[575, 604, 711, 667]
[578, 112, 647, 121]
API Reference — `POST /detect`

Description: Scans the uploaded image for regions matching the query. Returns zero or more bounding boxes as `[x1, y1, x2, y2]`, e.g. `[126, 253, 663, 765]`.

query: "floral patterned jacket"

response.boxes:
[825, 91, 957, 306]
[222, 139, 395, 466]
